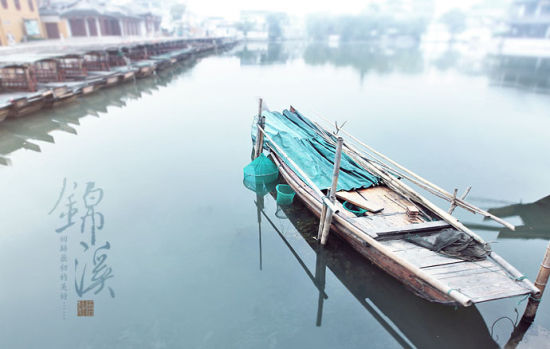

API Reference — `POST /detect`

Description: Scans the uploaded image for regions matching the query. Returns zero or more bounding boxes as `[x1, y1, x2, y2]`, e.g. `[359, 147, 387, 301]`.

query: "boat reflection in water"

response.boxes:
[0, 58, 200, 166]
[252, 190, 498, 349]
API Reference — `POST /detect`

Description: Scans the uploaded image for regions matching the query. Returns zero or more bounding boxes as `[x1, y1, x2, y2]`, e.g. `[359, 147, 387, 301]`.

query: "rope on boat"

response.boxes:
[515, 275, 527, 281]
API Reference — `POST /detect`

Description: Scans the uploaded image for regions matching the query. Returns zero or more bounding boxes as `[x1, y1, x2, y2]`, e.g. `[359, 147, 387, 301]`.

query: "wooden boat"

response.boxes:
[4, 90, 53, 118]
[255, 106, 540, 307]
[133, 61, 157, 78]
[111, 66, 138, 82]
[0, 100, 11, 122]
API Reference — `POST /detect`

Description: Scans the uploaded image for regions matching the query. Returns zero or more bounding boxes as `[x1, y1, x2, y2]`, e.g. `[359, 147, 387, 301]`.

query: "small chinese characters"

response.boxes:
[50, 178, 115, 319]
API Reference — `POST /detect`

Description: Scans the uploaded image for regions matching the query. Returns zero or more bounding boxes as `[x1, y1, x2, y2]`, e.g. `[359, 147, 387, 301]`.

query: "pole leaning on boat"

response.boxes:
[318, 137, 344, 245]
[253, 98, 265, 159]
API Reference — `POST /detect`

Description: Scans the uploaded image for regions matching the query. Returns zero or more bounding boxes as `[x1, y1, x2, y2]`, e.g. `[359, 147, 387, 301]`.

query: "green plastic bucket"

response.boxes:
[343, 201, 367, 217]
[276, 184, 296, 205]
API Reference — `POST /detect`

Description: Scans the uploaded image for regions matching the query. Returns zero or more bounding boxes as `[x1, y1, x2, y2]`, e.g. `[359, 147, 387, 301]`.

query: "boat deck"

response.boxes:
[379, 239, 532, 303]
[336, 186, 533, 303]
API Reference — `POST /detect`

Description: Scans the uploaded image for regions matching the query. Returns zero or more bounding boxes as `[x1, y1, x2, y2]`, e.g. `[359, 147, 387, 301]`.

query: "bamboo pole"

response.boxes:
[448, 189, 458, 214]
[521, 242, 550, 322]
[320, 137, 344, 245]
[257, 126, 339, 214]
[253, 98, 264, 159]
[315, 116, 515, 230]
[317, 136, 342, 241]
[328, 136, 488, 245]
[449, 186, 471, 214]
[316, 204, 328, 240]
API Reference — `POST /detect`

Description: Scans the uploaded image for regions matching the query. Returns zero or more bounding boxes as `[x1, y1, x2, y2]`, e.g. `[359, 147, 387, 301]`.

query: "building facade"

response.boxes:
[507, 0, 550, 38]
[0, 0, 44, 45]
[39, 0, 161, 40]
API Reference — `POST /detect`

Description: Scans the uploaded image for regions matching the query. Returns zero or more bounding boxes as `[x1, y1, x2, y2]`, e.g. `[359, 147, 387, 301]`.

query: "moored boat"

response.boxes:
[251, 105, 540, 306]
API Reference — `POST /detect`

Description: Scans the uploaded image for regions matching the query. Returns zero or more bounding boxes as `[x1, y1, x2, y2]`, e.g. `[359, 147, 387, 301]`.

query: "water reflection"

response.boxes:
[257, 193, 498, 349]
[234, 42, 550, 95]
[486, 55, 550, 93]
[467, 195, 550, 240]
[304, 43, 424, 77]
[236, 41, 425, 76]
[235, 42, 299, 66]
[0, 59, 200, 166]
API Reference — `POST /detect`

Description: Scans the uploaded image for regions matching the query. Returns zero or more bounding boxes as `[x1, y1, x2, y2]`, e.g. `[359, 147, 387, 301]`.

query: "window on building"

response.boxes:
[87, 18, 97, 36]
[1, 0, 7, 9]
[14, 0, 20, 10]
[69, 19, 86, 37]
[27, 0, 33, 11]
[45, 22, 60, 38]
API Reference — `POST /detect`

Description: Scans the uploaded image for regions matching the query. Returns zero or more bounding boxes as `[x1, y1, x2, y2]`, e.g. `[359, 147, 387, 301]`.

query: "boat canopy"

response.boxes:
[257, 108, 380, 192]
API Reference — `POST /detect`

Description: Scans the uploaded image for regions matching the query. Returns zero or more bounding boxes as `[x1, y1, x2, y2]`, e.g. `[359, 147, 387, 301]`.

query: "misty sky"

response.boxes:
[184, 0, 504, 19]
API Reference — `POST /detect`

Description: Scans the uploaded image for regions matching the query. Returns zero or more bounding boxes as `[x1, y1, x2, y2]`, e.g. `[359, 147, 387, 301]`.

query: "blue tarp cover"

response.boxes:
[255, 108, 379, 192]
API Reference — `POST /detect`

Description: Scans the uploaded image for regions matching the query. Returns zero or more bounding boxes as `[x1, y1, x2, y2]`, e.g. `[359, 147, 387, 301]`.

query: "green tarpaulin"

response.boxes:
[253, 108, 379, 192]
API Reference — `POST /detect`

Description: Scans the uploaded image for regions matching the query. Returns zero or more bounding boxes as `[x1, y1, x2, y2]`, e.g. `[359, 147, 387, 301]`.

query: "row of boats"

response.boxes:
[0, 41, 236, 166]
[0, 37, 239, 122]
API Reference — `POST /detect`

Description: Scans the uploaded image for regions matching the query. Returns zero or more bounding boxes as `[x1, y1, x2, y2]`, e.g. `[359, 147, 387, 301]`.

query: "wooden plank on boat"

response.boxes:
[379, 239, 463, 268]
[422, 260, 500, 278]
[336, 190, 384, 212]
[422, 259, 531, 303]
[359, 186, 412, 214]
[373, 220, 451, 237]
[353, 214, 417, 233]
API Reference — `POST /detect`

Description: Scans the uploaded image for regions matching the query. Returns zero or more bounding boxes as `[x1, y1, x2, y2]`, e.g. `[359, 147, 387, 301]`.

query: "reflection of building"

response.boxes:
[467, 195, 550, 239]
[486, 54, 550, 92]
[507, 0, 550, 37]
[0, 0, 44, 45]
[38, 0, 161, 39]
[492, 195, 550, 239]
[235, 42, 304, 66]
[490, 195, 550, 229]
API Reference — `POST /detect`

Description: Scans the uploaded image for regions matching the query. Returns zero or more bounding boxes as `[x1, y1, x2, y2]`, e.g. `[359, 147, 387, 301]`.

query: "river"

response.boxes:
[0, 41, 548, 348]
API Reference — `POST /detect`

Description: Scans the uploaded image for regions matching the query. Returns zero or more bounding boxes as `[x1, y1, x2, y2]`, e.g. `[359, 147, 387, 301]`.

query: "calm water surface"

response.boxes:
[0, 42, 549, 348]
